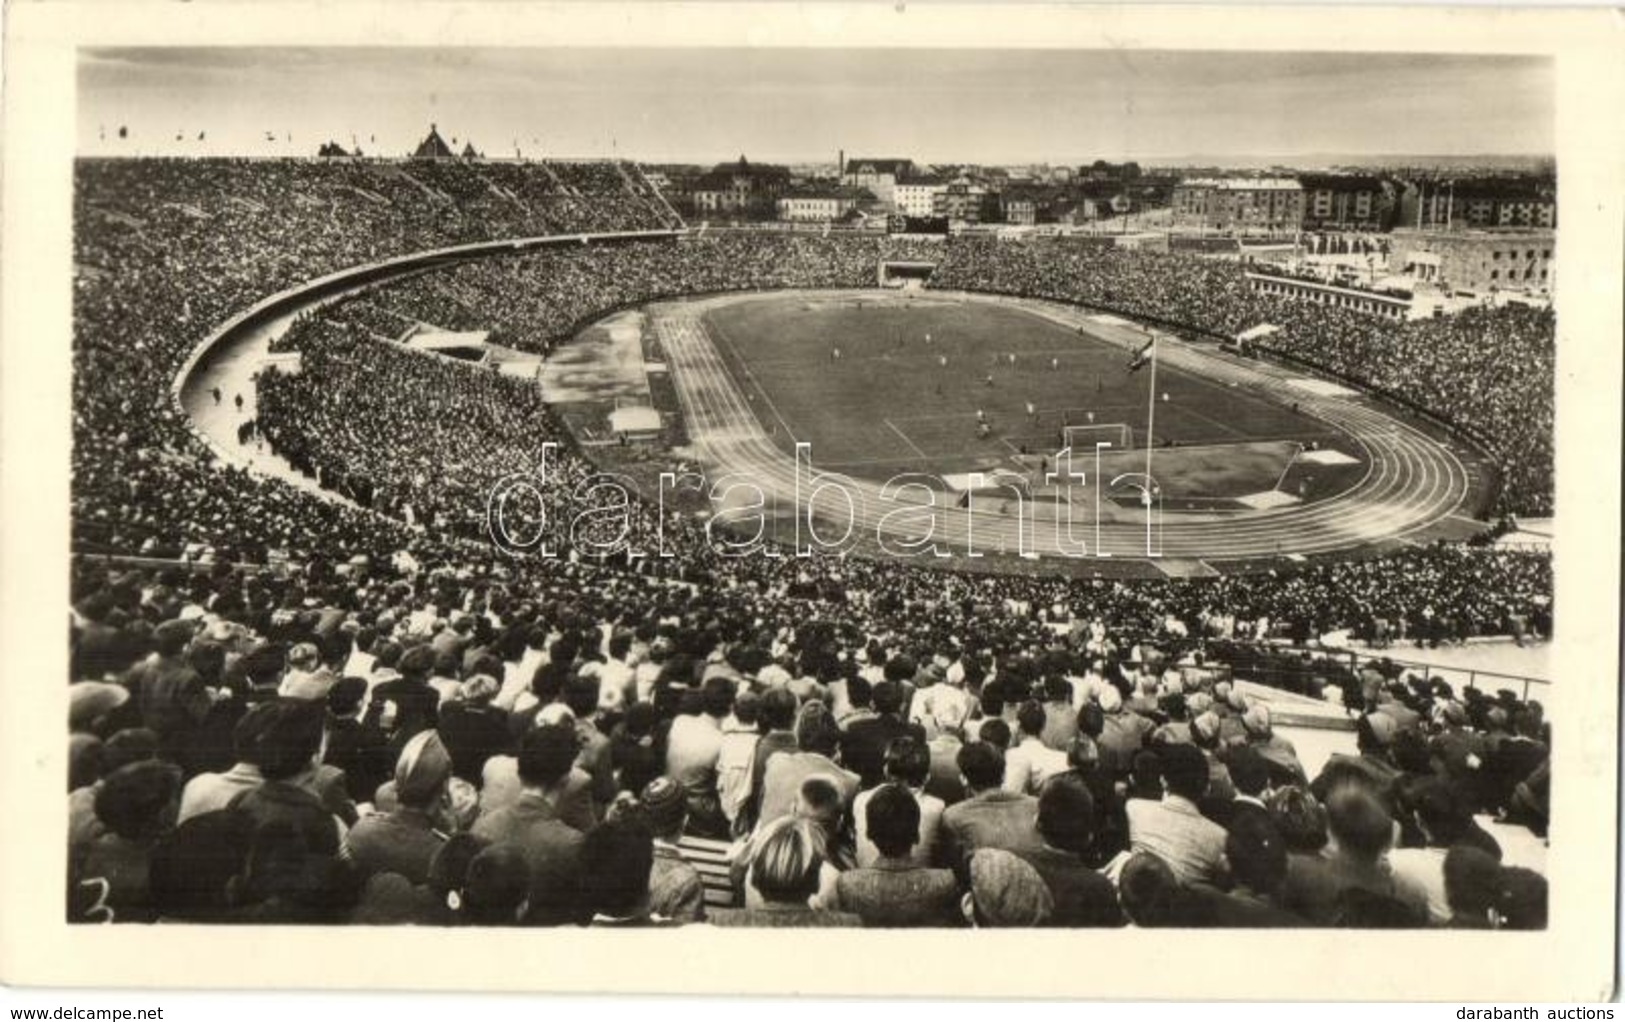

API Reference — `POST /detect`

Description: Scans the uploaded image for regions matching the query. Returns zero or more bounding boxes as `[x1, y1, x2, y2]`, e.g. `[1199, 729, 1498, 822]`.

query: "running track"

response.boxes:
[654, 290, 1480, 570]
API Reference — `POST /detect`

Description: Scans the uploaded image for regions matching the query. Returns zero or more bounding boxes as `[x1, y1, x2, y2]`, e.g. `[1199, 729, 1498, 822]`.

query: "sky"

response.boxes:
[77, 48, 1555, 164]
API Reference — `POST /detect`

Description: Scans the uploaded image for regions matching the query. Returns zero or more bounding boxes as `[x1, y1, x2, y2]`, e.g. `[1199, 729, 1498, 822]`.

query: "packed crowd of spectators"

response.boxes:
[67, 553, 1549, 928]
[72, 158, 674, 564]
[68, 165, 1554, 929]
[929, 238, 1555, 517]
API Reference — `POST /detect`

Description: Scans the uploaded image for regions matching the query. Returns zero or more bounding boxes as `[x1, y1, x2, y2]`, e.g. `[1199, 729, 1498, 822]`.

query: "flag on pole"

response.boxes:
[1125, 336, 1154, 373]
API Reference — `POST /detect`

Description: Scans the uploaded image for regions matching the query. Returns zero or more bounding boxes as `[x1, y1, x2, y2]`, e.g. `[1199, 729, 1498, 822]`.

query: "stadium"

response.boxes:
[67, 150, 1553, 931]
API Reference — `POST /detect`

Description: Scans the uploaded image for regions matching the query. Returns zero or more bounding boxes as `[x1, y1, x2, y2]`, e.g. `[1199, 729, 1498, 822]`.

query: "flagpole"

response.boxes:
[1143, 330, 1158, 488]
[1142, 331, 1160, 554]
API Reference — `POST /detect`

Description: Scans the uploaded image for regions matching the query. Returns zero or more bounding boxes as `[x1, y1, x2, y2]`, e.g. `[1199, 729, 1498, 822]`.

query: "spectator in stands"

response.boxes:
[71, 760, 185, 924]
[229, 700, 346, 857]
[938, 742, 1043, 869]
[1004, 700, 1070, 796]
[471, 724, 587, 925]
[840, 681, 924, 790]
[437, 674, 512, 787]
[580, 817, 670, 927]
[835, 783, 960, 927]
[711, 817, 862, 928]
[1280, 783, 1426, 927]
[323, 676, 392, 804]
[852, 737, 944, 868]
[757, 701, 859, 827]
[1124, 742, 1227, 887]
[1019, 775, 1125, 928]
[665, 676, 734, 838]
[344, 730, 453, 884]
[638, 777, 706, 923]
[962, 848, 1053, 928]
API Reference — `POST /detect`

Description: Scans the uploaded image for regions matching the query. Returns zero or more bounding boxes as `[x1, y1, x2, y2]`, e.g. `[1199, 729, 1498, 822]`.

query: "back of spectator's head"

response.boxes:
[1326, 783, 1395, 862]
[1225, 812, 1288, 896]
[148, 808, 255, 920]
[459, 843, 532, 926]
[99, 728, 161, 776]
[883, 654, 916, 685]
[397, 644, 435, 681]
[957, 741, 1006, 792]
[1067, 734, 1101, 772]
[1356, 711, 1400, 754]
[702, 676, 736, 719]
[1158, 743, 1210, 802]
[95, 760, 184, 841]
[638, 776, 688, 837]
[394, 730, 453, 808]
[865, 782, 921, 859]
[795, 775, 843, 830]
[1224, 746, 1271, 798]
[517, 723, 580, 789]
[1497, 866, 1547, 930]
[1017, 699, 1046, 738]
[1390, 727, 1432, 774]
[1443, 845, 1502, 924]
[244, 699, 326, 781]
[794, 700, 840, 756]
[1190, 711, 1222, 749]
[1037, 775, 1095, 855]
[1118, 852, 1182, 927]
[750, 817, 825, 906]
[563, 675, 600, 718]
[846, 675, 873, 710]
[1266, 786, 1329, 854]
[69, 682, 130, 735]
[154, 618, 194, 657]
[882, 736, 931, 787]
[1160, 692, 1189, 723]
[733, 689, 761, 727]
[69, 734, 103, 792]
[579, 817, 655, 919]
[760, 686, 799, 731]
[457, 674, 501, 707]
[872, 680, 904, 716]
[326, 676, 368, 718]
[1131, 748, 1163, 791]
[1077, 701, 1105, 738]
[977, 717, 1012, 751]
[1410, 777, 1472, 847]
[966, 848, 1053, 927]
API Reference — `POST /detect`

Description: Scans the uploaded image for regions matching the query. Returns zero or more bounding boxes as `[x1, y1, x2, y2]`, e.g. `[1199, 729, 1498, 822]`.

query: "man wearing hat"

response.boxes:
[277, 642, 335, 701]
[640, 777, 706, 923]
[963, 848, 1053, 927]
[1310, 711, 1404, 806]
[344, 730, 454, 884]
[438, 674, 512, 786]
[126, 618, 211, 757]
[1016, 776, 1125, 928]
[1240, 704, 1307, 788]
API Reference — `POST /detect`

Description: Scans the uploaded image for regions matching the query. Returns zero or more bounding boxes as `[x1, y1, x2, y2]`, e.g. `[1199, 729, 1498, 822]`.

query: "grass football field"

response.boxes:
[701, 292, 1361, 506]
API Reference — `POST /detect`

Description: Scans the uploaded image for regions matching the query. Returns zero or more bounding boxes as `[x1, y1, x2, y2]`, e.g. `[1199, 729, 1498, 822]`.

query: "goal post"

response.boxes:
[1060, 422, 1133, 451]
